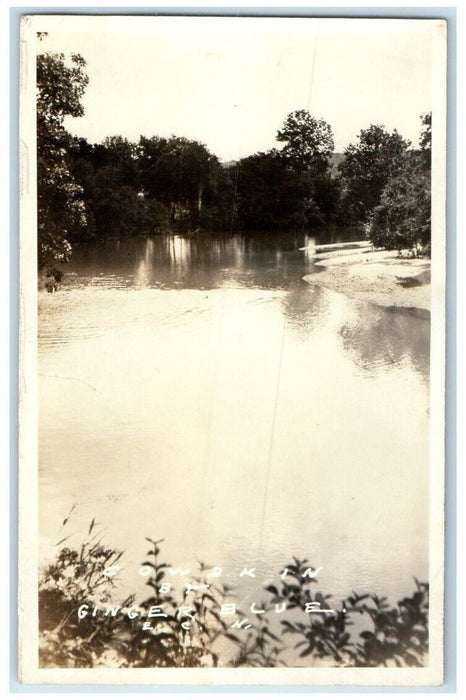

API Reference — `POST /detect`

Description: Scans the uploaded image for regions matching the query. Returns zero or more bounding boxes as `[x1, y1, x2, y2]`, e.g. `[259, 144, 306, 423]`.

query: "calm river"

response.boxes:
[38, 232, 430, 608]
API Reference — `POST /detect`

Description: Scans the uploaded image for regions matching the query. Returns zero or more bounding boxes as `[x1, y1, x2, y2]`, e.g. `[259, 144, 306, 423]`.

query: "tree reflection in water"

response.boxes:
[338, 302, 430, 382]
[280, 282, 330, 341]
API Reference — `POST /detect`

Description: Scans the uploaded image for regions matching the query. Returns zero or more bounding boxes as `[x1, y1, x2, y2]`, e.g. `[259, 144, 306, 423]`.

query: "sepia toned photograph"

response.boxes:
[18, 14, 446, 685]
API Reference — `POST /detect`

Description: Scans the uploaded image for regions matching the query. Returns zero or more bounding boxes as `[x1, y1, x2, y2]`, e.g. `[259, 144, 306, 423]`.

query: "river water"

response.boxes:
[38, 232, 430, 614]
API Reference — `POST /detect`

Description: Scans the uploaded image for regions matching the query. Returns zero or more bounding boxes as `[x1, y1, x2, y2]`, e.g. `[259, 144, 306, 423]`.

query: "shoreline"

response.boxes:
[303, 246, 431, 316]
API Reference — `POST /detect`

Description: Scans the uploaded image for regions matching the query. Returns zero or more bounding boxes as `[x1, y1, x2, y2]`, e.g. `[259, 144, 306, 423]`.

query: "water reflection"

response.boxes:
[66, 233, 319, 291]
[281, 283, 330, 341]
[309, 223, 365, 246]
[63, 234, 430, 377]
[338, 301, 430, 382]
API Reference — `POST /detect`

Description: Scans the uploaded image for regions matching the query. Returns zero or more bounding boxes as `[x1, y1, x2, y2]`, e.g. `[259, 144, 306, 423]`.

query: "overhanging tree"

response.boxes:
[37, 51, 89, 268]
[366, 155, 431, 252]
[366, 114, 432, 252]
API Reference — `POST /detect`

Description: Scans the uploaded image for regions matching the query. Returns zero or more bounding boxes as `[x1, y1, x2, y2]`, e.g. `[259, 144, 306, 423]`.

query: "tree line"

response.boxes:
[37, 51, 432, 270]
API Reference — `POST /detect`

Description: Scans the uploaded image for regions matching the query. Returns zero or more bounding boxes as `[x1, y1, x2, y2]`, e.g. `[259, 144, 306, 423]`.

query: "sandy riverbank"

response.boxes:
[303, 246, 431, 314]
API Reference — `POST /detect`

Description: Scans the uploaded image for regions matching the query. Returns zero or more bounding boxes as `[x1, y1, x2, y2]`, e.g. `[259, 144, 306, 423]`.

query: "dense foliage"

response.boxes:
[337, 125, 411, 223]
[365, 115, 432, 253]
[234, 111, 337, 229]
[37, 52, 89, 268]
[277, 110, 334, 175]
[366, 153, 431, 252]
[39, 524, 429, 669]
[37, 50, 432, 270]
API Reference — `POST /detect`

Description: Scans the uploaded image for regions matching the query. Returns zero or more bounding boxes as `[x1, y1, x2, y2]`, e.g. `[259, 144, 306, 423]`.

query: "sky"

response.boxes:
[33, 15, 439, 162]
